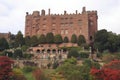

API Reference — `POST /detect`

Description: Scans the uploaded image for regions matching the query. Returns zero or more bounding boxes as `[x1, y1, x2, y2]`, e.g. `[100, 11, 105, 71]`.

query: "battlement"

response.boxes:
[26, 7, 97, 16]
[87, 10, 97, 14]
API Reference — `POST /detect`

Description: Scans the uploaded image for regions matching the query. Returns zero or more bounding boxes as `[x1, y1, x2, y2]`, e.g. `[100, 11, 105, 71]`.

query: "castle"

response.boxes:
[25, 7, 98, 43]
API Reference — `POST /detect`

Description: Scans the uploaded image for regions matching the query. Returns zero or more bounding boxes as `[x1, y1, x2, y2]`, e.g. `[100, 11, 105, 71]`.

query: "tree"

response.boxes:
[38, 34, 46, 44]
[13, 49, 23, 59]
[107, 32, 119, 52]
[0, 38, 9, 51]
[71, 34, 77, 43]
[0, 56, 14, 80]
[54, 34, 63, 44]
[91, 60, 120, 80]
[30, 35, 38, 46]
[24, 36, 31, 46]
[94, 29, 120, 52]
[67, 49, 79, 58]
[94, 29, 109, 52]
[33, 69, 50, 80]
[46, 32, 54, 43]
[15, 31, 25, 47]
[63, 36, 69, 43]
[77, 35, 86, 46]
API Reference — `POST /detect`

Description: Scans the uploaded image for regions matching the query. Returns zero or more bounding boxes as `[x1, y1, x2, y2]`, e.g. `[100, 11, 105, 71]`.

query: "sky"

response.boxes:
[0, 0, 120, 35]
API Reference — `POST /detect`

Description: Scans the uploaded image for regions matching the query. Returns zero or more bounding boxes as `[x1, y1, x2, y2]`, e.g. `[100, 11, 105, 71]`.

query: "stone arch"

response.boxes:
[47, 49, 51, 53]
[42, 49, 45, 53]
[58, 49, 61, 53]
[63, 48, 67, 53]
[52, 49, 56, 53]
[36, 49, 40, 53]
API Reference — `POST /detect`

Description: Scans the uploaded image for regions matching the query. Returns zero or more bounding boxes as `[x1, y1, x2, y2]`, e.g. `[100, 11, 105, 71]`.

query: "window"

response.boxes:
[90, 21, 93, 26]
[61, 30, 64, 34]
[69, 22, 73, 27]
[80, 30, 82, 34]
[52, 23, 56, 27]
[65, 30, 68, 34]
[43, 24, 46, 27]
[78, 20, 82, 26]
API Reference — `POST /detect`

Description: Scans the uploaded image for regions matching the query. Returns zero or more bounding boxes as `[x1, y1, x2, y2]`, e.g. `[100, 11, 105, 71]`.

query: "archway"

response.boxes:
[63, 48, 67, 53]
[36, 49, 40, 53]
[47, 49, 51, 53]
[42, 49, 45, 53]
[52, 49, 56, 53]
[58, 49, 61, 54]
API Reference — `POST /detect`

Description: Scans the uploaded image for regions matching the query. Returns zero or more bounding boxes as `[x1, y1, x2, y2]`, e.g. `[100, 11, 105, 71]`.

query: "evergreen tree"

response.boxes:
[38, 34, 46, 44]
[63, 36, 69, 43]
[46, 32, 54, 43]
[71, 34, 77, 43]
[30, 35, 38, 46]
[15, 31, 24, 47]
[77, 35, 86, 46]
[0, 38, 9, 51]
[24, 36, 31, 46]
[54, 34, 63, 44]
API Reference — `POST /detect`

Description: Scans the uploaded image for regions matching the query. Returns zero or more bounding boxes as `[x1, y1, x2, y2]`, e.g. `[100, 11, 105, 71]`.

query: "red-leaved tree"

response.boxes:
[90, 60, 120, 80]
[0, 56, 14, 80]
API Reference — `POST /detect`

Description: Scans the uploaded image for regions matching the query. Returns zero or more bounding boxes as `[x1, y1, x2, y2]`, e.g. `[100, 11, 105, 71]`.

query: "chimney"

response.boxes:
[48, 9, 50, 15]
[41, 9, 45, 15]
[26, 12, 29, 15]
[82, 7, 86, 14]
[76, 10, 78, 14]
[64, 10, 67, 15]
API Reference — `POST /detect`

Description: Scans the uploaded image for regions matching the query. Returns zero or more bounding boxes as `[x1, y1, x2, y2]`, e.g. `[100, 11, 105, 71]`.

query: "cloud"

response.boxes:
[0, 0, 120, 34]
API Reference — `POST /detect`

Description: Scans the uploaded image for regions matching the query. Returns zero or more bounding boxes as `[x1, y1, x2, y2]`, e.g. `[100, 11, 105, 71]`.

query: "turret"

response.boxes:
[41, 9, 45, 15]
[48, 9, 51, 15]
[32, 11, 40, 16]
[82, 7, 86, 14]
[64, 10, 67, 15]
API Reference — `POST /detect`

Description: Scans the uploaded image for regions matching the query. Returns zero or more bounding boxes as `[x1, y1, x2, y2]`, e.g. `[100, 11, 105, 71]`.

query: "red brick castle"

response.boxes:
[25, 7, 98, 43]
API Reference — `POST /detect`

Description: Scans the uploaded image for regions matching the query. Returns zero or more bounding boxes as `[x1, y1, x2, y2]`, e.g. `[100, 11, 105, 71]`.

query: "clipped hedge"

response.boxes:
[79, 52, 90, 58]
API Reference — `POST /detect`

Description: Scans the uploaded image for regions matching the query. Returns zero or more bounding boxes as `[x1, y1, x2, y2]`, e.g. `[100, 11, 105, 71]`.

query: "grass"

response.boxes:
[23, 72, 35, 80]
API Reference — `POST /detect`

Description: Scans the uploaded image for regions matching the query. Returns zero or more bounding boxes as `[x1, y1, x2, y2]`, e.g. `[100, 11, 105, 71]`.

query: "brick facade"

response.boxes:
[25, 7, 98, 43]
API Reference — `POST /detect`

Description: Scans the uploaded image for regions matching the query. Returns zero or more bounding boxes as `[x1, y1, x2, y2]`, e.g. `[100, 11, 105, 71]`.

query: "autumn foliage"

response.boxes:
[0, 56, 14, 80]
[91, 60, 120, 80]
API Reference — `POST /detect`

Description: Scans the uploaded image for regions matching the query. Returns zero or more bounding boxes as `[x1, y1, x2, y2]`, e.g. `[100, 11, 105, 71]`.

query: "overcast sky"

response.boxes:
[0, 0, 120, 35]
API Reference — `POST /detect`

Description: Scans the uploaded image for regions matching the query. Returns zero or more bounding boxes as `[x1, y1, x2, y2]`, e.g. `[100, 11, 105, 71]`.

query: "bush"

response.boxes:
[13, 49, 23, 59]
[67, 49, 79, 58]
[102, 54, 115, 63]
[91, 60, 120, 80]
[2, 51, 13, 57]
[64, 57, 77, 65]
[23, 53, 34, 59]
[13, 68, 27, 80]
[22, 66, 36, 73]
[79, 52, 89, 58]
[33, 69, 51, 80]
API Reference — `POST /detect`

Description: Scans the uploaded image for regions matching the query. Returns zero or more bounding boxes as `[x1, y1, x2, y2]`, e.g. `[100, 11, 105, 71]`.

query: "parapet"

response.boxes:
[32, 11, 40, 16]
[87, 10, 97, 14]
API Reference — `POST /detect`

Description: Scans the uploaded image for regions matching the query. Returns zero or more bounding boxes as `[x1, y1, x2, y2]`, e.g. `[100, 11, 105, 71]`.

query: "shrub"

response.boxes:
[33, 69, 51, 80]
[91, 60, 120, 80]
[22, 66, 36, 73]
[79, 52, 89, 58]
[13, 68, 27, 80]
[23, 53, 34, 59]
[67, 49, 79, 58]
[0, 56, 14, 80]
